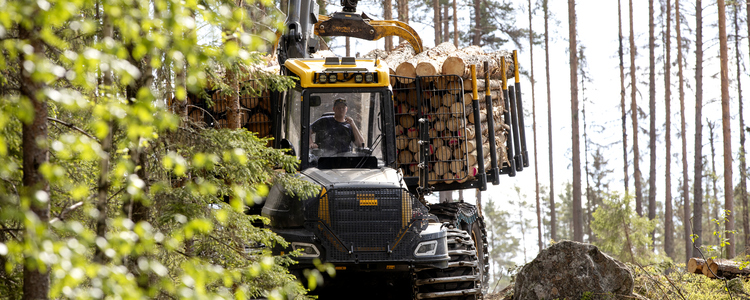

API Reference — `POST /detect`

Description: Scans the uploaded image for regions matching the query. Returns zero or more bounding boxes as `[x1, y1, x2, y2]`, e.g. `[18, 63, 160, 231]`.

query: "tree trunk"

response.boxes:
[396, 42, 457, 78]
[452, 0, 458, 47]
[473, 0, 481, 46]
[433, 0, 441, 45]
[718, 0, 735, 259]
[384, 0, 393, 51]
[709, 121, 721, 247]
[529, 0, 542, 251]
[693, 0, 704, 259]
[663, 0, 674, 260]
[618, 0, 629, 196]
[544, 0, 556, 242]
[688, 257, 707, 274]
[568, 0, 583, 243]
[647, 0, 657, 250]
[346, 37, 350, 57]
[383, 42, 416, 74]
[703, 258, 750, 279]
[443, 4, 449, 44]
[676, 0, 692, 264]
[397, 0, 409, 44]
[733, 2, 748, 255]
[19, 25, 50, 300]
[583, 72, 593, 242]
[628, 0, 643, 217]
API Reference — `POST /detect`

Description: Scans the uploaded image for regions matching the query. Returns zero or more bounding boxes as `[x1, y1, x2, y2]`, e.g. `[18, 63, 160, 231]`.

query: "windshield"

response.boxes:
[308, 92, 383, 168]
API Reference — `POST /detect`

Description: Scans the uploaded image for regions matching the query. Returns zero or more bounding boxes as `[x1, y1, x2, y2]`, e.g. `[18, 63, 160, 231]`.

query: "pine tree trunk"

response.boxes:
[473, 0, 481, 45]
[629, 0, 643, 217]
[433, 0, 441, 45]
[717, 0, 735, 259]
[443, 4, 449, 44]
[676, 0, 692, 264]
[384, 0, 393, 51]
[529, 0, 542, 252]
[452, 0, 458, 47]
[733, 2, 748, 255]
[663, 0, 674, 260]
[583, 84, 593, 242]
[618, 0, 629, 196]
[568, 0, 583, 243]
[693, 0, 704, 259]
[647, 0, 657, 250]
[544, 0, 556, 242]
[19, 25, 50, 300]
[709, 121, 721, 247]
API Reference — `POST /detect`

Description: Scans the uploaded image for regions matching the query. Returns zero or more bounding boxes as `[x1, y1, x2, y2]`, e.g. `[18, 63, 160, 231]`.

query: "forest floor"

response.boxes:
[482, 264, 750, 300]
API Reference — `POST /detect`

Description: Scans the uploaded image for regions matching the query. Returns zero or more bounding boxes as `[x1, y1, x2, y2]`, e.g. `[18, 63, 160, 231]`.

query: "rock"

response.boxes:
[513, 241, 634, 300]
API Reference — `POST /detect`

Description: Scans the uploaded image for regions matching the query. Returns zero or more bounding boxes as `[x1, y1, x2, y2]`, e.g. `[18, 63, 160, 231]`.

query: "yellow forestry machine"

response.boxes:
[186, 0, 529, 298]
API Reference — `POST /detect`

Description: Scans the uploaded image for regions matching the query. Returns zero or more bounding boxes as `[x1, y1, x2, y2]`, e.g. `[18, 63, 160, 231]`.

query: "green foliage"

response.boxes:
[0, 0, 320, 298]
[484, 197, 521, 289]
[591, 192, 656, 265]
[632, 263, 750, 299]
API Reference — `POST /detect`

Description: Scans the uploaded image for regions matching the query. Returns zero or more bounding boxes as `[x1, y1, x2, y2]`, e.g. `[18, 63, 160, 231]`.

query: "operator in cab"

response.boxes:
[310, 98, 365, 155]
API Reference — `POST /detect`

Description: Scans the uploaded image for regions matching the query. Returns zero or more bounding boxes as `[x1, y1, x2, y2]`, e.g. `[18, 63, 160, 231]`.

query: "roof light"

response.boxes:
[365, 73, 374, 83]
[318, 73, 327, 83]
[328, 73, 337, 83]
[354, 73, 364, 83]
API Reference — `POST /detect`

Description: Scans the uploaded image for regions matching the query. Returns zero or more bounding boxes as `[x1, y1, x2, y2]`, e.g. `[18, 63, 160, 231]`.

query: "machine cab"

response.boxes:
[279, 57, 397, 171]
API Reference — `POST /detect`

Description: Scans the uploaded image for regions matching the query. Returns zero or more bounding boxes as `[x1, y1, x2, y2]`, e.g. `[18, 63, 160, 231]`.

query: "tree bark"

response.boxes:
[647, 0, 657, 250]
[443, 4, 449, 44]
[676, 0, 692, 264]
[568, 0, 583, 243]
[663, 0, 674, 260]
[733, 2, 748, 255]
[529, 0, 542, 251]
[473, 0, 481, 46]
[452, 0, 458, 47]
[618, 0, 629, 196]
[709, 121, 721, 247]
[384, 0, 393, 51]
[703, 258, 750, 279]
[544, 0, 556, 242]
[433, 0, 441, 45]
[687, 257, 706, 274]
[693, 0, 704, 259]
[628, 0, 643, 217]
[717, 0, 735, 259]
[19, 24, 50, 300]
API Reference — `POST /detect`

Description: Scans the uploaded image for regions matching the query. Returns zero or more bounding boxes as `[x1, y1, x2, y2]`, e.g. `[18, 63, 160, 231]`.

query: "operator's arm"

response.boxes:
[345, 117, 365, 148]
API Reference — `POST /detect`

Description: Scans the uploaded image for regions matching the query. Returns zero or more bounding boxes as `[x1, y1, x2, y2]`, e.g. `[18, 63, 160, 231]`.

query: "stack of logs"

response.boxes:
[380, 42, 513, 184]
[688, 257, 750, 279]
[187, 80, 274, 138]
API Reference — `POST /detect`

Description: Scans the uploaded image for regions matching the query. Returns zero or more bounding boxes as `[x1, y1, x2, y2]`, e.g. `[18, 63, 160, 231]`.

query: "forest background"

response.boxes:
[0, 0, 749, 297]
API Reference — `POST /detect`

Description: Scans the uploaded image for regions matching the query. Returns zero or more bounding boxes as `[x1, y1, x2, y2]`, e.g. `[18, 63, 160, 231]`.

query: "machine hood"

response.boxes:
[302, 167, 404, 189]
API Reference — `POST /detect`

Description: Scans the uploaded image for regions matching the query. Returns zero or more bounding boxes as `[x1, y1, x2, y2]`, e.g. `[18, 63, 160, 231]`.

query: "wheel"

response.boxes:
[468, 218, 489, 295]
[413, 226, 480, 300]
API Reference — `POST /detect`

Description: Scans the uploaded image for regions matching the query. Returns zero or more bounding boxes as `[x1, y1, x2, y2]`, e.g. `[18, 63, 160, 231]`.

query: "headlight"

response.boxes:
[292, 242, 320, 258]
[414, 240, 438, 256]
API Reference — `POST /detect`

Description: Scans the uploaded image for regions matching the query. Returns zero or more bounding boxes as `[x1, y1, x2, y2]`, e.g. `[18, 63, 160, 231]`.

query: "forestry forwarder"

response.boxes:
[188, 0, 530, 298]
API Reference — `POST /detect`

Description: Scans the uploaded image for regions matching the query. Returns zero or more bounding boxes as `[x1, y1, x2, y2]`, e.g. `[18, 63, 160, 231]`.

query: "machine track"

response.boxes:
[413, 202, 490, 300]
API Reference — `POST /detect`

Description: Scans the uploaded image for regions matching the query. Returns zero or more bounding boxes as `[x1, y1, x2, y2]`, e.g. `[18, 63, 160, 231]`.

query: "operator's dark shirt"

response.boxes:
[311, 116, 354, 153]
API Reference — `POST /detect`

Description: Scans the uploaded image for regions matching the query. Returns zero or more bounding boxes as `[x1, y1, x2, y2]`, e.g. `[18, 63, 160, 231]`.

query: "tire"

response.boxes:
[469, 218, 489, 295]
[413, 226, 480, 300]
[420, 202, 489, 299]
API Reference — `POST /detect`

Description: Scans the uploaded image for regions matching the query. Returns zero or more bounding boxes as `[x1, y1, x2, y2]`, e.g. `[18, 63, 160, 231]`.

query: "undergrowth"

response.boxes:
[631, 262, 750, 300]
